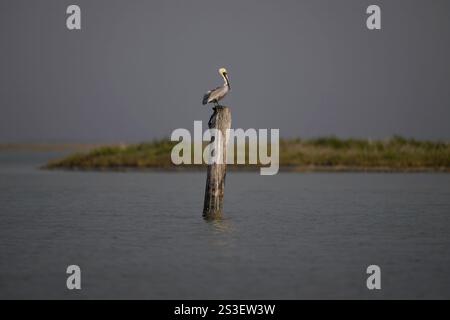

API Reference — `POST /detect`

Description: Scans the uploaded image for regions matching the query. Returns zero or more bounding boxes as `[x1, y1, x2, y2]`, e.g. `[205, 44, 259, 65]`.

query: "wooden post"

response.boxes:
[203, 106, 232, 219]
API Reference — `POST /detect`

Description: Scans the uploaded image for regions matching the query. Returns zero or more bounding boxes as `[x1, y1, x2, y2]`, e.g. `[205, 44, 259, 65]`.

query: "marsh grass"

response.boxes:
[44, 136, 450, 172]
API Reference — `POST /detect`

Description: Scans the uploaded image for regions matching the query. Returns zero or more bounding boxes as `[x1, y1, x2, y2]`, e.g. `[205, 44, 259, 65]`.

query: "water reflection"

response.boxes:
[204, 216, 233, 234]
[203, 215, 235, 247]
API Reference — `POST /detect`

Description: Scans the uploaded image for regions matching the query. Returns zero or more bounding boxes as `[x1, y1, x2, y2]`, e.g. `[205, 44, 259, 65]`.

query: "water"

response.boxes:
[0, 151, 449, 299]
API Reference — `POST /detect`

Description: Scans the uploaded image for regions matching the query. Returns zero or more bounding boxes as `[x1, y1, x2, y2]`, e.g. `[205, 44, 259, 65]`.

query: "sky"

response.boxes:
[0, 0, 449, 143]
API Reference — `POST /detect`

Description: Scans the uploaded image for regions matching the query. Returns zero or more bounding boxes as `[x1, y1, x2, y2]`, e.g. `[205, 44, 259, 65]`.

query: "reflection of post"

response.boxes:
[203, 106, 232, 219]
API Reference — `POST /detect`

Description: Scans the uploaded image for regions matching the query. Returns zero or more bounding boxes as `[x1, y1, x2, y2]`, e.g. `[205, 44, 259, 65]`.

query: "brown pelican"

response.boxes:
[202, 68, 230, 107]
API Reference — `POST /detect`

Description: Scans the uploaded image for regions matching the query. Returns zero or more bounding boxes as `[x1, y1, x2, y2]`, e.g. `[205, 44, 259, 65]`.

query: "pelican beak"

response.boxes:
[224, 74, 230, 89]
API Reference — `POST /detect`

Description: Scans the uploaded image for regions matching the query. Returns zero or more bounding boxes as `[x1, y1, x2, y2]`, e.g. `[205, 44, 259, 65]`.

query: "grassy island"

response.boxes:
[44, 136, 450, 172]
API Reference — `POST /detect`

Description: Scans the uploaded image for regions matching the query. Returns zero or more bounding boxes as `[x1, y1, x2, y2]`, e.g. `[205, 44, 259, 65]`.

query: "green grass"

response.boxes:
[44, 136, 450, 172]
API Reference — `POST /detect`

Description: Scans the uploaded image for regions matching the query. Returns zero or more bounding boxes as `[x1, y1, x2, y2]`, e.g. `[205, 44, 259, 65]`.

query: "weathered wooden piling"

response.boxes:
[203, 106, 232, 218]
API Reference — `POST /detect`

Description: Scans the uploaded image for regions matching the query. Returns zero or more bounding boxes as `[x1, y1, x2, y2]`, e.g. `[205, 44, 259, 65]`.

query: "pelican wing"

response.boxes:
[202, 86, 221, 105]
[208, 85, 229, 102]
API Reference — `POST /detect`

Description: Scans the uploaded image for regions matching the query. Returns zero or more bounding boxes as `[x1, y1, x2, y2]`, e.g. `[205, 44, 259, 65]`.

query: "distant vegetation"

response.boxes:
[44, 136, 450, 172]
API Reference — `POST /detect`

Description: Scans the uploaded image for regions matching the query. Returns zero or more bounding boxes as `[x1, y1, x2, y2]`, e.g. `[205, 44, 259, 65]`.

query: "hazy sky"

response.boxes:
[1, 0, 449, 143]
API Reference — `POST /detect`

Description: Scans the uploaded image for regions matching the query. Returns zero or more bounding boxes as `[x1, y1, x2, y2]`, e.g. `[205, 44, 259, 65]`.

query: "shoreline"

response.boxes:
[41, 165, 450, 173]
[4, 137, 448, 173]
[0, 143, 102, 152]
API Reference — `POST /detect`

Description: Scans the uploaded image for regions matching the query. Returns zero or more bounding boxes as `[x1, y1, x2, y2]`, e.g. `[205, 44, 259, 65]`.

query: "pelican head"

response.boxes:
[219, 67, 230, 88]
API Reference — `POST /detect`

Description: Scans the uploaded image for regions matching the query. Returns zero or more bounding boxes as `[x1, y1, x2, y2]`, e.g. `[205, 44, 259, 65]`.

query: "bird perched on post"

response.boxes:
[202, 68, 231, 107]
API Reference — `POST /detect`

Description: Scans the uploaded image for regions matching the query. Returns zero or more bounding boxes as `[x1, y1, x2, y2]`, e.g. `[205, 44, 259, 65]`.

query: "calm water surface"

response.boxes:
[0, 151, 449, 299]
